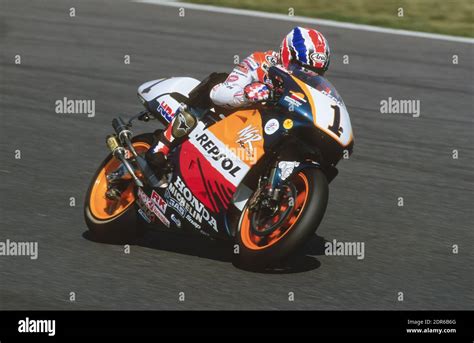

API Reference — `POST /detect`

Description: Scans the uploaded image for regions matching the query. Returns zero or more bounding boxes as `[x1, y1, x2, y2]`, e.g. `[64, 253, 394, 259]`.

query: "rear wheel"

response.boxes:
[234, 168, 328, 270]
[84, 134, 155, 243]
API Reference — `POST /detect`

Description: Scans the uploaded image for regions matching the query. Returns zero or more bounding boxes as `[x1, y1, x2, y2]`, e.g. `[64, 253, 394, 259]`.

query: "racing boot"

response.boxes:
[145, 139, 170, 175]
[145, 105, 197, 174]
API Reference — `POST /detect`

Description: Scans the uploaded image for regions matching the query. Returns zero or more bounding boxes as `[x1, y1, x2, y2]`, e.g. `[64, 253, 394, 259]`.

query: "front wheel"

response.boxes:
[84, 134, 155, 243]
[234, 168, 328, 270]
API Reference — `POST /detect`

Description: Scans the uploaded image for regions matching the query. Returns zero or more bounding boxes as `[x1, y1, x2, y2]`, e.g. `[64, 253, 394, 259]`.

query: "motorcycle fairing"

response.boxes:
[161, 109, 268, 237]
[290, 76, 353, 148]
[137, 77, 200, 125]
[135, 67, 354, 237]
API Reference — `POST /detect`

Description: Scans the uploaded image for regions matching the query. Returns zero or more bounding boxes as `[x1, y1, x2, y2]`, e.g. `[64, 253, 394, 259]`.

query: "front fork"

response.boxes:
[268, 160, 313, 198]
[249, 160, 320, 212]
[106, 116, 163, 189]
[105, 134, 144, 188]
[248, 161, 285, 213]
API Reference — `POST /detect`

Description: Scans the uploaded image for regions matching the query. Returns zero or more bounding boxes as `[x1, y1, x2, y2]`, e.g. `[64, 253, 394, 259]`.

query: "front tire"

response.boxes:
[84, 134, 155, 243]
[234, 168, 328, 270]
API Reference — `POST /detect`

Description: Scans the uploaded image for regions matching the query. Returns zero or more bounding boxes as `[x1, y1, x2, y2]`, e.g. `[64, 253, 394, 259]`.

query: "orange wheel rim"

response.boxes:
[89, 142, 150, 220]
[240, 172, 310, 250]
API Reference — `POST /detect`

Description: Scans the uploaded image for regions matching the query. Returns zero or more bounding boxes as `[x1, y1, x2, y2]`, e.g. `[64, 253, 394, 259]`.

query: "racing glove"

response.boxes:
[244, 82, 272, 103]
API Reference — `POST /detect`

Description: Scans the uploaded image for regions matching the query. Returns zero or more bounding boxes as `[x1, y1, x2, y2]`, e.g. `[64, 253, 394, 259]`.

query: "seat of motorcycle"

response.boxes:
[186, 72, 229, 109]
[169, 72, 233, 121]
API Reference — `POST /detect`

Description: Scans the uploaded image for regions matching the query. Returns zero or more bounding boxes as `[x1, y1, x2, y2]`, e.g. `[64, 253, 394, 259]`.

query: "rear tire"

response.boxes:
[233, 168, 328, 270]
[84, 134, 155, 244]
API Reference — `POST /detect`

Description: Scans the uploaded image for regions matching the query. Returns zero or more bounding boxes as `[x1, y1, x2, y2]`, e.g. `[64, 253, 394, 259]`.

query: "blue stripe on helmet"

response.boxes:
[291, 27, 308, 64]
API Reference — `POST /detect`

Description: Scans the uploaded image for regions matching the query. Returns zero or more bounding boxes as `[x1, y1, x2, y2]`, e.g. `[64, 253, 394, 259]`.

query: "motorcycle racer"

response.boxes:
[145, 26, 331, 173]
[88, 25, 353, 265]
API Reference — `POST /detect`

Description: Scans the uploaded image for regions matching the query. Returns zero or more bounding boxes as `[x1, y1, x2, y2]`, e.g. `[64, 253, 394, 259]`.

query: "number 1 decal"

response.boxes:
[328, 104, 343, 137]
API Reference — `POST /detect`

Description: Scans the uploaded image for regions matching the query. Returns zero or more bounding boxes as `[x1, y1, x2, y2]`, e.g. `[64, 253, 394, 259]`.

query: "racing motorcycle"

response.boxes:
[84, 64, 354, 269]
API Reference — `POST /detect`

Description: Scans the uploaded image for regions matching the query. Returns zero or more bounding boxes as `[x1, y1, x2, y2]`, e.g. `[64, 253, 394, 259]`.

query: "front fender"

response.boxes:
[275, 160, 338, 187]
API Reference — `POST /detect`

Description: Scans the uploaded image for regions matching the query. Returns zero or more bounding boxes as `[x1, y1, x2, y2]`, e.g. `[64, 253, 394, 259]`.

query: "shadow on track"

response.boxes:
[82, 229, 327, 274]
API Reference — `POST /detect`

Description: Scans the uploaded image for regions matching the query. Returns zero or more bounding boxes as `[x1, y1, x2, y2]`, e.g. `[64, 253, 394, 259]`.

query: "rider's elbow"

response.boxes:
[209, 83, 226, 106]
[209, 83, 246, 108]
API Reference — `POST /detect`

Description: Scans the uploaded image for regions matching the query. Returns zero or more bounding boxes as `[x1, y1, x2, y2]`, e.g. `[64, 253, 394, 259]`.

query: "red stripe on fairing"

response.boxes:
[179, 141, 236, 213]
[281, 38, 290, 68]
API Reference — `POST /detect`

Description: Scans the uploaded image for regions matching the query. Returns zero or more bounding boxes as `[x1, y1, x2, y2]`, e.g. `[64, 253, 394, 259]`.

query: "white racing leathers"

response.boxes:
[209, 50, 279, 108]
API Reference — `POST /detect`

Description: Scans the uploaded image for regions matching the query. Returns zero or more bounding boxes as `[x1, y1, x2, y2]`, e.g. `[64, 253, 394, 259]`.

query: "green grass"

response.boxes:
[188, 0, 474, 37]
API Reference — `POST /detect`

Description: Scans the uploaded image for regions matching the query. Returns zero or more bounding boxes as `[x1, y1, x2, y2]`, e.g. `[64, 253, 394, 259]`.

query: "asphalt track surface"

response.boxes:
[0, 0, 473, 310]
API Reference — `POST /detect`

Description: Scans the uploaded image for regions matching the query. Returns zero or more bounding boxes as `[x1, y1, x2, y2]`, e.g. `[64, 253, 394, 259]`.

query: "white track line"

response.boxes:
[133, 0, 474, 44]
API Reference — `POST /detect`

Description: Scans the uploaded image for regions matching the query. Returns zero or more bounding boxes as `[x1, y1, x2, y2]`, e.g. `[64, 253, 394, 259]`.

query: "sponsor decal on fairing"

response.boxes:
[137, 188, 170, 227]
[283, 95, 303, 108]
[189, 122, 250, 187]
[151, 190, 167, 213]
[236, 125, 262, 160]
[306, 86, 353, 146]
[157, 100, 175, 122]
[165, 195, 186, 217]
[289, 91, 307, 102]
[264, 118, 280, 135]
[170, 214, 181, 228]
[137, 208, 152, 223]
[166, 176, 218, 232]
